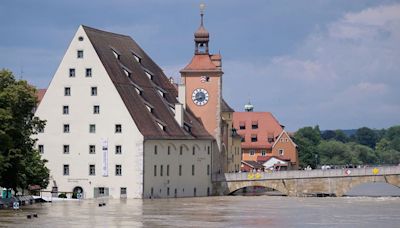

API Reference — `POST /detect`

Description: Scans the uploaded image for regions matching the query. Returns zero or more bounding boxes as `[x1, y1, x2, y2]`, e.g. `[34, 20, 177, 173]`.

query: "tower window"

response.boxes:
[154, 145, 157, 155]
[154, 165, 157, 177]
[77, 50, 84, 58]
[179, 165, 182, 176]
[192, 164, 195, 176]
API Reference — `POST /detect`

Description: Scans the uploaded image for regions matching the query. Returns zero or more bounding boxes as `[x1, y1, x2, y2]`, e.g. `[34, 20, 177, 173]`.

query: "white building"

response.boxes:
[35, 25, 214, 199]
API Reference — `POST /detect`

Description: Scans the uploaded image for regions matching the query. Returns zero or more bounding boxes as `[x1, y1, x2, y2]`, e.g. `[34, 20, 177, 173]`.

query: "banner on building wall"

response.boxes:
[102, 138, 108, 177]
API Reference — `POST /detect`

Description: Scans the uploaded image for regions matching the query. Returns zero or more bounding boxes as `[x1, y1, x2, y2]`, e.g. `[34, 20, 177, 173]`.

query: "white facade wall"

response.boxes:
[35, 26, 144, 199]
[262, 158, 288, 170]
[143, 140, 213, 198]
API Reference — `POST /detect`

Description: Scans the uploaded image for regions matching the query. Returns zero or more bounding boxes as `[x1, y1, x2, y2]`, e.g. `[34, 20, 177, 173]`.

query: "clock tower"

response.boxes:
[180, 3, 223, 149]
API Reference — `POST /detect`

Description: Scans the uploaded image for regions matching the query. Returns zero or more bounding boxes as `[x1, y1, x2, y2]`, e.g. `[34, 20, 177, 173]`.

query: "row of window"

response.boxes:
[239, 122, 258, 130]
[60, 124, 122, 133]
[63, 164, 122, 176]
[152, 164, 210, 177]
[69, 68, 92, 77]
[63, 105, 100, 115]
[153, 145, 211, 156]
[38, 144, 122, 155]
[149, 186, 210, 198]
[241, 135, 277, 143]
[96, 187, 127, 197]
[64, 86, 97, 96]
[248, 149, 284, 156]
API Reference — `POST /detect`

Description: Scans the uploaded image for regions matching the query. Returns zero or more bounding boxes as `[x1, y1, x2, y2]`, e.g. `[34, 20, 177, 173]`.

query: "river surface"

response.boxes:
[1, 196, 400, 228]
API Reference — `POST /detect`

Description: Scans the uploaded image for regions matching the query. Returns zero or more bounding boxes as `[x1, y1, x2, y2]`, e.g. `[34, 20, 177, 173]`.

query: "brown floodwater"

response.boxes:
[1, 196, 400, 227]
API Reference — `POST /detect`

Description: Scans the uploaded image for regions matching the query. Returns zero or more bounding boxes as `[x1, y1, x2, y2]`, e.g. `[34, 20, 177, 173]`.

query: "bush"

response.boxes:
[58, 193, 67, 198]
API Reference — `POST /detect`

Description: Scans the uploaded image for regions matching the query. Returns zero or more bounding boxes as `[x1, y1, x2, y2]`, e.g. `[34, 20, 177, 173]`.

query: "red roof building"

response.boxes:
[233, 106, 299, 170]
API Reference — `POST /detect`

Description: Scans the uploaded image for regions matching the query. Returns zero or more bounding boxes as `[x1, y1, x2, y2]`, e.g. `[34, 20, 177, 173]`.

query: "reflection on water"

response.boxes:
[1, 196, 400, 227]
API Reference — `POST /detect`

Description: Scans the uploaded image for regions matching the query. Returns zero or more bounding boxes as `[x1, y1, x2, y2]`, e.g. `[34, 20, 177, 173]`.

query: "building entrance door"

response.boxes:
[73, 186, 84, 199]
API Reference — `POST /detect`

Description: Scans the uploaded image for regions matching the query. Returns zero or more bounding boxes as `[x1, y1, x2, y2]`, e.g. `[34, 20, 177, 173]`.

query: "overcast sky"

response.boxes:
[1, 0, 399, 131]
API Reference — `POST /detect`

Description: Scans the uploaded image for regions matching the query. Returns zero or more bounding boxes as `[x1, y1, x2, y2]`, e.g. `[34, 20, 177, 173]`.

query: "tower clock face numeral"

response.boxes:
[192, 88, 209, 106]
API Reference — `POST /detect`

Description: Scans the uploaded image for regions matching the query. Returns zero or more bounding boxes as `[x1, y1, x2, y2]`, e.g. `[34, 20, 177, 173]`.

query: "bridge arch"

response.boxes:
[226, 180, 288, 196]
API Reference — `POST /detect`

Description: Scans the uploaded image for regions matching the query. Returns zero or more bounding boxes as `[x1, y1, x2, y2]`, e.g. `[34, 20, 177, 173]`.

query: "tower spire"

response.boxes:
[194, 3, 209, 54]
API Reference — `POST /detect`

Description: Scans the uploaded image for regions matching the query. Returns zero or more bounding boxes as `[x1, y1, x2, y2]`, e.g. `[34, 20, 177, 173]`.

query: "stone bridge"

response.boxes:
[213, 166, 400, 197]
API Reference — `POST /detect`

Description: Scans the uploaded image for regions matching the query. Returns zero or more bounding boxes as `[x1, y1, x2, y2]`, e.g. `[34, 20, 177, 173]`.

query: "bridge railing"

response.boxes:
[214, 165, 400, 182]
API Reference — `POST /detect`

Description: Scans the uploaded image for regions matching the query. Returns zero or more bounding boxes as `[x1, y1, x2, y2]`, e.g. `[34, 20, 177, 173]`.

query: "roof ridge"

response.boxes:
[82, 25, 131, 38]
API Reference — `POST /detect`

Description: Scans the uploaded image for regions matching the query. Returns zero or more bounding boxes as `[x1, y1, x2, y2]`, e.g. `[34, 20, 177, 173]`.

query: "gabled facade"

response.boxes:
[35, 25, 214, 199]
[233, 109, 299, 170]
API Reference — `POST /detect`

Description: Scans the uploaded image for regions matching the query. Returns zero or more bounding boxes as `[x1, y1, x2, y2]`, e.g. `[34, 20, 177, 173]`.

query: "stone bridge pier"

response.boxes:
[213, 166, 400, 197]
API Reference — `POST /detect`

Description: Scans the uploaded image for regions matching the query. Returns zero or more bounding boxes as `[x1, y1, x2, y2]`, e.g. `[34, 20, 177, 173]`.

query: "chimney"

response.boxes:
[178, 84, 186, 109]
[175, 103, 184, 127]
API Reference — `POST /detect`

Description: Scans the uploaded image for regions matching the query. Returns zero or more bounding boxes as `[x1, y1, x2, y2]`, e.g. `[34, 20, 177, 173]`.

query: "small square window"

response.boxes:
[63, 124, 70, 133]
[93, 105, 100, 114]
[239, 122, 245, 130]
[115, 165, 122, 176]
[63, 105, 69, 115]
[115, 124, 122, 133]
[89, 165, 95, 176]
[261, 150, 266, 156]
[91, 87, 97, 96]
[86, 68, 92, 77]
[249, 150, 255, 156]
[64, 87, 71, 96]
[279, 149, 284, 156]
[69, 68, 75, 77]
[63, 164, 69, 176]
[115, 145, 122, 154]
[38, 145, 44, 154]
[120, 187, 127, 195]
[252, 123, 258, 129]
[63, 145, 70, 154]
[251, 135, 257, 142]
[98, 187, 105, 195]
[89, 124, 96, 133]
[77, 50, 84, 58]
[89, 145, 96, 154]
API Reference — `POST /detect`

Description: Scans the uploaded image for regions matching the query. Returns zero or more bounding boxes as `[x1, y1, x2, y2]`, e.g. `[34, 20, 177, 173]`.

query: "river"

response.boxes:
[1, 195, 400, 227]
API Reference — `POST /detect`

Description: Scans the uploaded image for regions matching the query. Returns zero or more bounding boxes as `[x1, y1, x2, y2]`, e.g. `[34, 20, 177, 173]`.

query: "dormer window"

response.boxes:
[135, 88, 142, 95]
[146, 105, 153, 113]
[122, 68, 131, 78]
[145, 71, 153, 80]
[157, 89, 165, 97]
[157, 122, 166, 131]
[132, 53, 141, 63]
[112, 49, 120, 60]
[184, 123, 192, 133]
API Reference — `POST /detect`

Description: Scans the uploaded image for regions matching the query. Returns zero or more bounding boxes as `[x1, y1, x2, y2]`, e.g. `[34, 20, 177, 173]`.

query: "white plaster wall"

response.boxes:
[263, 158, 288, 170]
[35, 26, 144, 199]
[143, 140, 212, 198]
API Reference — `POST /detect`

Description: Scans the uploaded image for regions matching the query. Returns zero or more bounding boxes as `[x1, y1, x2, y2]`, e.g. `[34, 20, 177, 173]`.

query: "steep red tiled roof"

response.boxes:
[233, 112, 283, 149]
[36, 89, 46, 104]
[83, 26, 212, 140]
[181, 54, 220, 72]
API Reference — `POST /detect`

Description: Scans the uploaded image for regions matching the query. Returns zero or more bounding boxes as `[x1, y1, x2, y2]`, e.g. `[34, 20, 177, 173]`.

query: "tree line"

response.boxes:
[0, 69, 49, 195]
[293, 125, 400, 168]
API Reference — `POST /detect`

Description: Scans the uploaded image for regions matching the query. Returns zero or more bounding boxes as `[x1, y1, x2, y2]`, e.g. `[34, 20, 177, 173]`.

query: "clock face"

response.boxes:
[192, 88, 209, 106]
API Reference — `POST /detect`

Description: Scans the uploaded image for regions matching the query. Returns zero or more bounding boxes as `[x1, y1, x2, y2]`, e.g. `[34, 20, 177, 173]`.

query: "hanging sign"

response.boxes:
[102, 138, 109, 177]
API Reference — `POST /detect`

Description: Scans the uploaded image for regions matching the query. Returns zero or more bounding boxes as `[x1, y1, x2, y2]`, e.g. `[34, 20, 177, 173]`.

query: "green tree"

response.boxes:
[294, 126, 321, 168]
[317, 141, 359, 165]
[347, 142, 377, 164]
[353, 127, 378, 148]
[334, 130, 349, 143]
[0, 69, 49, 194]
